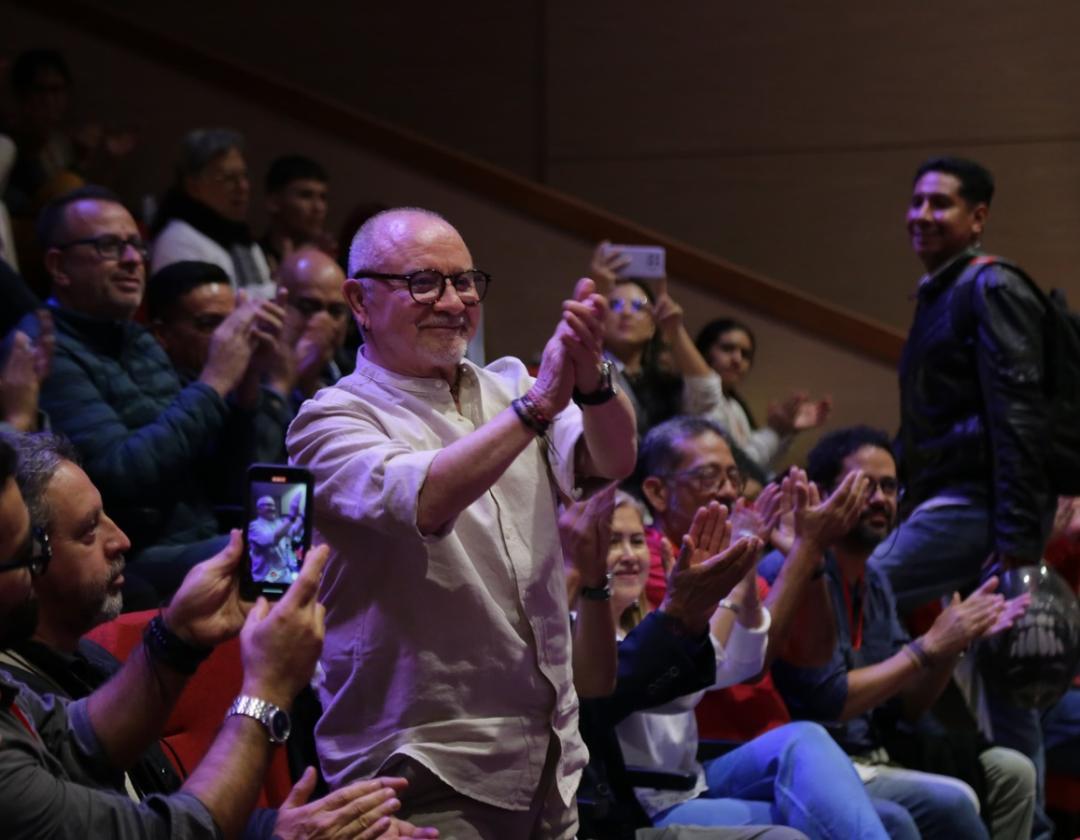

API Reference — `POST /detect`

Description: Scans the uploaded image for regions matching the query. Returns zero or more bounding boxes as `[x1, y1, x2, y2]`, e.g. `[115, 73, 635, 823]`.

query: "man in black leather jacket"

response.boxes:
[872, 156, 1051, 611]
[870, 156, 1055, 839]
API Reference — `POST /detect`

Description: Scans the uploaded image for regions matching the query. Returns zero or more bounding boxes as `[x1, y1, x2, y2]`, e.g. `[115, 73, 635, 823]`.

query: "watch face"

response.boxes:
[269, 709, 291, 742]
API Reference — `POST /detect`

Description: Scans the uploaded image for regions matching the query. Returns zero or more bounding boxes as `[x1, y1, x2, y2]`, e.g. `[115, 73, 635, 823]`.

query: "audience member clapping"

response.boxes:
[151, 128, 273, 296]
[573, 487, 890, 838]
[1, 308, 52, 433]
[274, 246, 351, 402]
[23, 186, 287, 601]
[695, 318, 830, 474]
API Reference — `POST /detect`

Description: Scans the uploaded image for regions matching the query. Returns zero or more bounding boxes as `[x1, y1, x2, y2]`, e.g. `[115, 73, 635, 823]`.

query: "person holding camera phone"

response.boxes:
[0, 433, 437, 839]
[288, 208, 637, 839]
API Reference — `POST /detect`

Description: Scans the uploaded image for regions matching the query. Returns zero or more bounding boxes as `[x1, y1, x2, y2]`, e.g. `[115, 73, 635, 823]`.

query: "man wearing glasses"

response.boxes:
[18, 186, 286, 603]
[287, 207, 637, 838]
[276, 246, 351, 402]
[764, 425, 1035, 840]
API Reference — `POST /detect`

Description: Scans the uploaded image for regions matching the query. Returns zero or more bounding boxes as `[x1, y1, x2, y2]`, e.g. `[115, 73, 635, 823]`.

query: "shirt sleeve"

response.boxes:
[973, 267, 1053, 560]
[711, 606, 771, 689]
[771, 646, 850, 723]
[287, 391, 448, 541]
[0, 696, 220, 840]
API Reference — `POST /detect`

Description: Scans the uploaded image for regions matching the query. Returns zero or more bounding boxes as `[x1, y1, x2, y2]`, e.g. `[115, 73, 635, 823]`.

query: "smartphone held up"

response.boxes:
[242, 464, 314, 600]
[604, 243, 667, 280]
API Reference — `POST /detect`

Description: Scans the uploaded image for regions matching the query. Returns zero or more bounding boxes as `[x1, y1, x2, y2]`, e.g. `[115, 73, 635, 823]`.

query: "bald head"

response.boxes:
[346, 207, 460, 279]
[278, 246, 349, 350]
[279, 246, 344, 296]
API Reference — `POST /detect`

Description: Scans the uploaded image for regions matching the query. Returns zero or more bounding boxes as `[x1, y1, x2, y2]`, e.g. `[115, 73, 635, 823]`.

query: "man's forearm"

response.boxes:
[181, 715, 274, 840]
[578, 391, 637, 480]
[764, 538, 836, 668]
[417, 405, 536, 535]
[86, 641, 189, 769]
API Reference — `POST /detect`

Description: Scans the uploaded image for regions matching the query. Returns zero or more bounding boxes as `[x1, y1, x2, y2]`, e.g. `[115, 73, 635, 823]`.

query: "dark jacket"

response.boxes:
[20, 303, 229, 553]
[578, 611, 716, 839]
[897, 249, 1052, 561]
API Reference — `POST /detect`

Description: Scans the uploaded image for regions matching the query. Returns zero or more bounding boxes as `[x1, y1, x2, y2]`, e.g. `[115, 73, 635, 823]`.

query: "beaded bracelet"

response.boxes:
[513, 393, 552, 435]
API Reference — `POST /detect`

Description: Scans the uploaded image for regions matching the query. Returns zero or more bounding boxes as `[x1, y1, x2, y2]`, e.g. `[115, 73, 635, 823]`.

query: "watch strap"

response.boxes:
[143, 614, 212, 675]
[227, 694, 291, 743]
[572, 360, 617, 406]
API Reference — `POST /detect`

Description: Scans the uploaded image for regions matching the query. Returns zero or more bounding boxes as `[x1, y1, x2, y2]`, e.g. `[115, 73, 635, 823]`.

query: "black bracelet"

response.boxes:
[143, 614, 213, 675]
[580, 575, 612, 601]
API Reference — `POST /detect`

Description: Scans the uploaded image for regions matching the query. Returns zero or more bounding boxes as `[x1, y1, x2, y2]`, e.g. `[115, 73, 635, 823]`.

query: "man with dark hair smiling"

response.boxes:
[877, 155, 1050, 611]
[873, 156, 1055, 837]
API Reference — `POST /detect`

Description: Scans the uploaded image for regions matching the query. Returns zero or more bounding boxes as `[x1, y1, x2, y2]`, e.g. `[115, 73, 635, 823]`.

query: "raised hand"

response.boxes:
[767, 392, 832, 435]
[558, 483, 617, 597]
[660, 501, 762, 635]
[650, 276, 685, 342]
[1, 311, 54, 432]
[559, 276, 608, 394]
[793, 468, 870, 550]
[589, 240, 630, 296]
[921, 577, 1007, 660]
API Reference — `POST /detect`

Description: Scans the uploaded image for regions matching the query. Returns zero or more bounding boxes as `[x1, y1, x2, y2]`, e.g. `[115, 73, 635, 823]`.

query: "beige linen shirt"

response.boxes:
[286, 350, 588, 810]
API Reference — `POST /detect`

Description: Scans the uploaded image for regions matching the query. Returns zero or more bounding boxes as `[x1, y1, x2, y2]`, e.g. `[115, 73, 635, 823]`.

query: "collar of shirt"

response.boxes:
[354, 346, 478, 398]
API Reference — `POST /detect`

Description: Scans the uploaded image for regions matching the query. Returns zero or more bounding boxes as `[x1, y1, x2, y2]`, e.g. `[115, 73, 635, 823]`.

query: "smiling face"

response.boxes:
[707, 327, 755, 390]
[604, 281, 656, 360]
[607, 503, 652, 616]
[907, 170, 987, 273]
[32, 461, 128, 646]
[837, 445, 898, 550]
[344, 211, 480, 382]
[47, 199, 146, 321]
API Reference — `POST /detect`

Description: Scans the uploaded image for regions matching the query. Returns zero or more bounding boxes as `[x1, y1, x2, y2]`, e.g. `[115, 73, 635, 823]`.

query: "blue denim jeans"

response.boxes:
[650, 722, 888, 840]
[863, 765, 987, 840]
[869, 502, 1053, 840]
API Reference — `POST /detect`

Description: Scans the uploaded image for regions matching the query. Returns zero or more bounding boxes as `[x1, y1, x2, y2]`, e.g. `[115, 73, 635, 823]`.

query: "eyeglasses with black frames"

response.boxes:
[664, 463, 746, 495]
[0, 527, 52, 577]
[56, 235, 149, 261]
[351, 268, 491, 306]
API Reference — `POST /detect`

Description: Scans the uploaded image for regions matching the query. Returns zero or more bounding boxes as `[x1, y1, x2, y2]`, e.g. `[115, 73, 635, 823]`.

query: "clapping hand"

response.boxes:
[659, 502, 762, 635]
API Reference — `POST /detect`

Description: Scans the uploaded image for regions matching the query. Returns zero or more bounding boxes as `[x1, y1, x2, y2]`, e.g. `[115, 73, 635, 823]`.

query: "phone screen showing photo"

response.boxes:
[247, 478, 309, 590]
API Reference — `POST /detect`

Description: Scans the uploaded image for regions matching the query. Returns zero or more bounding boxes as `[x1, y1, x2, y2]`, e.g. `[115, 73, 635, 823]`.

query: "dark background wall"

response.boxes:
[8, 2, 1078, 462]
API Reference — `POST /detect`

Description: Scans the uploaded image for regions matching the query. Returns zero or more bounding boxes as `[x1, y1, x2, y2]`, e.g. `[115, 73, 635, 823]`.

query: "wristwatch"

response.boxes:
[580, 572, 613, 601]
[227, 694, 292, 744]
[572, 360, 617, 406]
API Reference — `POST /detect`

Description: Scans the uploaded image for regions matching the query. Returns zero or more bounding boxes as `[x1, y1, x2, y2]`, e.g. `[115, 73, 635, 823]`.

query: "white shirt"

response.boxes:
[286, 350, 588, 809]
[151, 219, 274, 297]
[685, 373, 791, 470]
[615, 609, 771, 817]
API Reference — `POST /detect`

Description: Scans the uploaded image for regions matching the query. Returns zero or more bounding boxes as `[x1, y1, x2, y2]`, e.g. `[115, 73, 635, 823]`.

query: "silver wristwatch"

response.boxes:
[227, 694, 292, 744]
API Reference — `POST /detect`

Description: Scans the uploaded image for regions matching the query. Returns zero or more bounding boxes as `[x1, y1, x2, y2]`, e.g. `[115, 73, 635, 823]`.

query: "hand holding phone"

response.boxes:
[603, 244, 666, 280]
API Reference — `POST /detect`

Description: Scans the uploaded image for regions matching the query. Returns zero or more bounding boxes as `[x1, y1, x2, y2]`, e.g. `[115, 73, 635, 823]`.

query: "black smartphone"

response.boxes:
[241, 463, 314, 600]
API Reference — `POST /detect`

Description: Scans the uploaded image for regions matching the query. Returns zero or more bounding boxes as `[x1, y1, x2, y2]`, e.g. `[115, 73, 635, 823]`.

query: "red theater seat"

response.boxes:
[86, 609, 293, 807]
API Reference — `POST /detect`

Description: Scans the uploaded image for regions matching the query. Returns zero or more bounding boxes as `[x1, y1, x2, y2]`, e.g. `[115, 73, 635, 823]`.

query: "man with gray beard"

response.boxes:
[0, 432, 177, 795]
